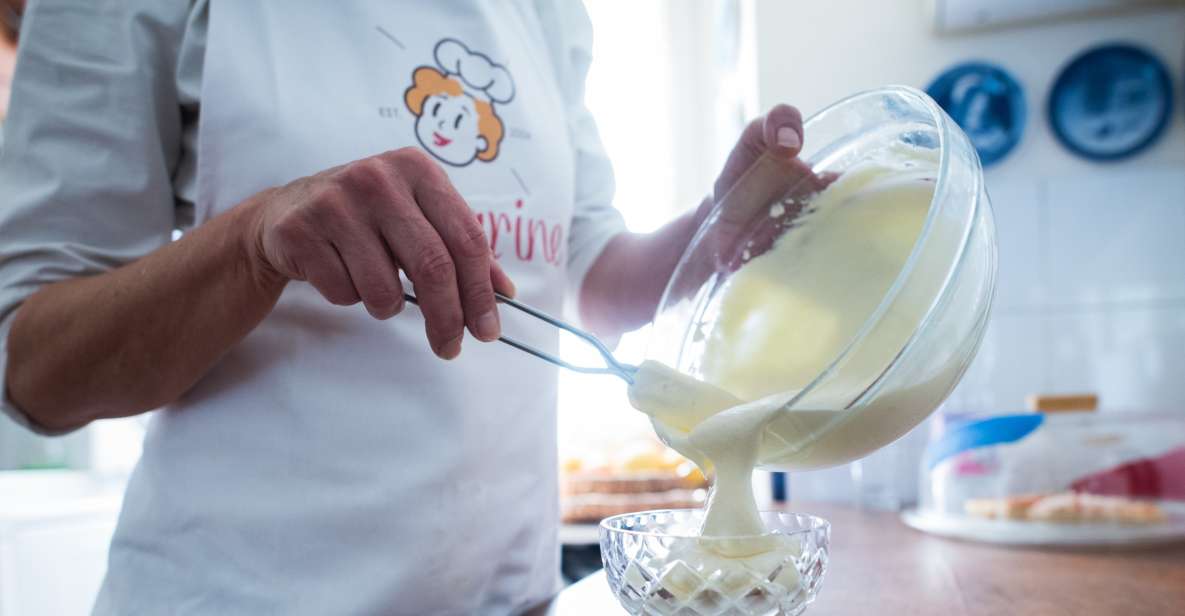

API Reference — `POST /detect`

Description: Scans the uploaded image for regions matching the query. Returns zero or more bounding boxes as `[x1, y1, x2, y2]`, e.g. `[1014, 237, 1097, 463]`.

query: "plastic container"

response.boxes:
[904, 412, 1185, 546]
[645, 86, 998, 472]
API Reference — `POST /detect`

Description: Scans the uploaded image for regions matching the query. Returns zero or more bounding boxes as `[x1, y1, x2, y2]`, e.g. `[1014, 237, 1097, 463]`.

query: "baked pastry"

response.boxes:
[1026, 492, 1166, 525]
[964, 494, 1044, 520]
[964, 491, 1166, 525]
[561, 441, 708, 523]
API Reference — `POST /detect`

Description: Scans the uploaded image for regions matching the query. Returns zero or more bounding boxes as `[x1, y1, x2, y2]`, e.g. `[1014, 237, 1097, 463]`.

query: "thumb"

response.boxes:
[715, 104, 804, 201]
[762, 103, 804, 158]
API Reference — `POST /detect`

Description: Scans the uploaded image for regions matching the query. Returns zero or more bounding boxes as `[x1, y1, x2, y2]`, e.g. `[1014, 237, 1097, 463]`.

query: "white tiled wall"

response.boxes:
[985, 178, 1045, 311]
[946, 165, 1185, 415]
[1046, 306, 1185, 413]
[945, 312, 1049, 412]
[1045, 170, 1185, 307]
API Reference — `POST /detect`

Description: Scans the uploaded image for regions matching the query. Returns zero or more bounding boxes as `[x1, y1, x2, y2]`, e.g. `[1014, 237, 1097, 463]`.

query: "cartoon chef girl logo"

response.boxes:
[404, 39, 516, 167]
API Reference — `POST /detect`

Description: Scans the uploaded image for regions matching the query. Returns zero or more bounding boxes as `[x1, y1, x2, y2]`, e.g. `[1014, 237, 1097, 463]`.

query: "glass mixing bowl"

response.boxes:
[600, 509, 830, 616]
[645, 85, 998, 472]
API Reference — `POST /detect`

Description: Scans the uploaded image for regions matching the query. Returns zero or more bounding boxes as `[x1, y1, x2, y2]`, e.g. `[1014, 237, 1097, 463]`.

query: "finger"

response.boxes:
[299, 241, 362, 307]
[715, 154, 803, 229]
[714, 116, 766, 200]
[715, 105, 806, 201]
[379, 199, 465, 359]
[761, 104, 804, 159]
[490, 259, 516, 298]
[412, 174, 501, 343]
[332, 229, 405, 320]
[720, 160, 839, 272]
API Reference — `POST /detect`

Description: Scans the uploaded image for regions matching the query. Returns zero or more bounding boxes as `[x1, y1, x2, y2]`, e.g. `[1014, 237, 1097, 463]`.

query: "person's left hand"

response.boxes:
[580, 104, 831, 338]
[710, 104, 805, 210]
[686, 104, 834, 277]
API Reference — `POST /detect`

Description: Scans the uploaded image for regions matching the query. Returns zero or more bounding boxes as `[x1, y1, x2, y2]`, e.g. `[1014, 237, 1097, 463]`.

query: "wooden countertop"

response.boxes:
[534, 503, 1185, 615]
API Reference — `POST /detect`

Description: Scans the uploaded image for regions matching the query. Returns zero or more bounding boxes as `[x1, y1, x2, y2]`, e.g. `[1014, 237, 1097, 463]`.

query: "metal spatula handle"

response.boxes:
[402, 292, 637, 384]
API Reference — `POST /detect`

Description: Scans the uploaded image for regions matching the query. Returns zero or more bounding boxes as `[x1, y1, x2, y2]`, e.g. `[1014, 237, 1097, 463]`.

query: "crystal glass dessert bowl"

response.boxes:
[600, 509, 831, 616]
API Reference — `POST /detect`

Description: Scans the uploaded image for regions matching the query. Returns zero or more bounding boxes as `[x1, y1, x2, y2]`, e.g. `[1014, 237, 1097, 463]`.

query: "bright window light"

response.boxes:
[556, 1, 746, 457]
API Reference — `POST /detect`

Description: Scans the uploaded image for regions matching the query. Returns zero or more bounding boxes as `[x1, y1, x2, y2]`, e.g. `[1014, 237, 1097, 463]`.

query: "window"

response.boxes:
[557, 0, 757, 458]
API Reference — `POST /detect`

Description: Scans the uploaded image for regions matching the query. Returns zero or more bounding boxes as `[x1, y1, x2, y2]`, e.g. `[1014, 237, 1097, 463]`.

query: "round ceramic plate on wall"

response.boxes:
[926, 61, 1026, 167]
[1048, 43, 1173, 161]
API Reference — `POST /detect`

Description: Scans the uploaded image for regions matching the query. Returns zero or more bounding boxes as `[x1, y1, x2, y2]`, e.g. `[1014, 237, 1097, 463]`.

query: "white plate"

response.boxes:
[901, 503, 1185, 548]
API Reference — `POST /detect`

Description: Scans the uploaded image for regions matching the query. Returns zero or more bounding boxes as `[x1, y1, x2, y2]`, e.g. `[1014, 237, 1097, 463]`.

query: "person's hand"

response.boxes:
[699, 104, 834, 270]
[579, 104, 829, 338]
[638, 103, 836, 316]
[248, 147, 514, 359]
[710, 103, 807, 212]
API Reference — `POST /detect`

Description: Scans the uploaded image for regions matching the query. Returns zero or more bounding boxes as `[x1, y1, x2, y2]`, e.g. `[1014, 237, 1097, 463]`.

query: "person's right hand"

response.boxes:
[247, 147, 514, 359]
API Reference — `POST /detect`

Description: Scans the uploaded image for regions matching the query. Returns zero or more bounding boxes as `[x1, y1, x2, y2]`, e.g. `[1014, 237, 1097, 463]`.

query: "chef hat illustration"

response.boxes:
[434, 38, 516, 105]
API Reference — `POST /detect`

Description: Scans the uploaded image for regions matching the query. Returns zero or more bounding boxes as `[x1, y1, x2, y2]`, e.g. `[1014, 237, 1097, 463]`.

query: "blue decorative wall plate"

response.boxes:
[927, 62, 1026, 167]
[1048, 43, 1173, 161]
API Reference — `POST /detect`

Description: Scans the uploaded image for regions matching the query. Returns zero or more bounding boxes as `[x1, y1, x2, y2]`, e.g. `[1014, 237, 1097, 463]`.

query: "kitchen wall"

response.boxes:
[750, 0, 1185, 503]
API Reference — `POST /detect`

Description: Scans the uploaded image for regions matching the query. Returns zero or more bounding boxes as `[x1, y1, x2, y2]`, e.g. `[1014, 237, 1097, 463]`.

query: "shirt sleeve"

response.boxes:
[0, 0, 191, 434]
[543, 0, 627, 303]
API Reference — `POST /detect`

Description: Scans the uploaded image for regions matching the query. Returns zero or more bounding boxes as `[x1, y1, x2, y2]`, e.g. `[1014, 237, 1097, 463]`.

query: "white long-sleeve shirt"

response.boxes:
[0, 1, 625, 613]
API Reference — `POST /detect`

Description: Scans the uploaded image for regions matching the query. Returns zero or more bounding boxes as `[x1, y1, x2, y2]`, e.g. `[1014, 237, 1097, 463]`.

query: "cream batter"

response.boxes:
[627, 144, 952, 554]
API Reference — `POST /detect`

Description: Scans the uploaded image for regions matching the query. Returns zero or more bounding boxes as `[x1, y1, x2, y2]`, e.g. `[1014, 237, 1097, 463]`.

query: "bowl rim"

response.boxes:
[656, 84, 990, 422]
[598, 508, 831, 540]
[819, 84, 990, 411]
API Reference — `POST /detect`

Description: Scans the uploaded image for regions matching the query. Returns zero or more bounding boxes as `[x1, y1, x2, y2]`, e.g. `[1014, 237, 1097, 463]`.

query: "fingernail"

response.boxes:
[777, 127, 801, 150]
[439, 336, 462, 360]
[476, 310, 500, 341]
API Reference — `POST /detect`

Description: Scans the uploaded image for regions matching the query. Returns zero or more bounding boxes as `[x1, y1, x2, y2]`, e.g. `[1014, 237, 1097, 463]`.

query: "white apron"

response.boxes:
[94, 2, 580, 614]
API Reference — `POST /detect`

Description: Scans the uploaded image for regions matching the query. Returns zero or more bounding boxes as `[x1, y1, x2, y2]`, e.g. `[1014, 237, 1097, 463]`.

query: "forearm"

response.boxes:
[4, 197, 284, 431]
[579, 201, 706, 340]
